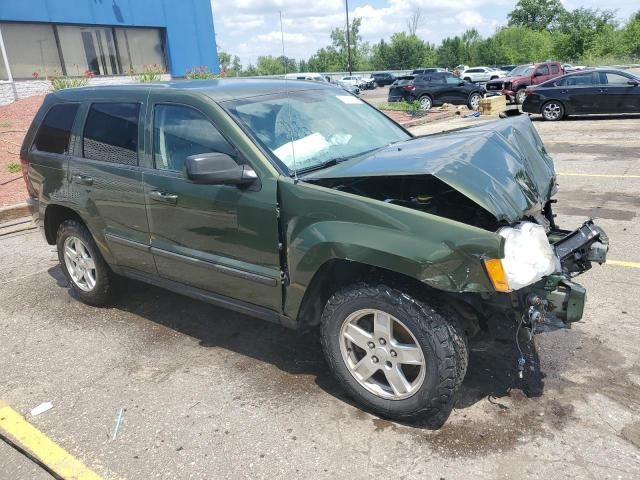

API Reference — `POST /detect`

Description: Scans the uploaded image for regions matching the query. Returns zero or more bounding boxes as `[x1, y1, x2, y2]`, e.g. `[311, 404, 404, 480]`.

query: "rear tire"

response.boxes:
[541, 100, 565, 121]
[56, 219, 111, 306]
[468, 92, 482, 110]
[320, 283, 466, 427]
[418, 95, 432, 110]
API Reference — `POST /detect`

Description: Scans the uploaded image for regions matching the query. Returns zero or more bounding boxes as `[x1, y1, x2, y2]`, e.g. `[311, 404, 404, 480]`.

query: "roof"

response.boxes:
[52, 78, 332, 102]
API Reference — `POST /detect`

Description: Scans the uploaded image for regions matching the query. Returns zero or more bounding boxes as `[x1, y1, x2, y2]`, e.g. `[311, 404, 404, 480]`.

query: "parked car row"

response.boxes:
[486, 61, 565, 104]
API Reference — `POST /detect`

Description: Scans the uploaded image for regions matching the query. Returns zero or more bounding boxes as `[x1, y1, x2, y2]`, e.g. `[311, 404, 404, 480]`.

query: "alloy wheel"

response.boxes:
[516, 89, 527, 104]
[419, 96, 432, 110]
[469, 93, 482, 110]
[63, 236, 97, 292]
[339, 309, 426, 400]
[542, 102, 563, 121]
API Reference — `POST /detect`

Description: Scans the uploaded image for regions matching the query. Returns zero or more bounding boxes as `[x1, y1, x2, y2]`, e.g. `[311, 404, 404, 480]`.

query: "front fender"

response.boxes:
[279, 178, 503, 319]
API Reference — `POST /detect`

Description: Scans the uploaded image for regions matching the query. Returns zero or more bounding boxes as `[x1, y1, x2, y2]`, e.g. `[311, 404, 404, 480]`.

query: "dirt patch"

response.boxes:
[0, 95, 44, 206]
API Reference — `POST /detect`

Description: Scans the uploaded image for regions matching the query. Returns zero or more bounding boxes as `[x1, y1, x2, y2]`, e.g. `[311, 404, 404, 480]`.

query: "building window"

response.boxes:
[0, 23, 61, 79]
[34, 103, 80, 154]
[0, 22, 165, 79]
[83, 103, 140, 166]
[115, 28, 165, 74]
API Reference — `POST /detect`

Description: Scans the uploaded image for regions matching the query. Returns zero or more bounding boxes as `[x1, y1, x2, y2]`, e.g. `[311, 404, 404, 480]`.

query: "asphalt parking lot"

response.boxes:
[1, 114, 640, 479]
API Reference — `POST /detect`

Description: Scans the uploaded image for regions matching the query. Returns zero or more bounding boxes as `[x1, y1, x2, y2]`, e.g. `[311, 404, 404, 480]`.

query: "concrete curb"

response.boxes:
[0, 202, 30, 224]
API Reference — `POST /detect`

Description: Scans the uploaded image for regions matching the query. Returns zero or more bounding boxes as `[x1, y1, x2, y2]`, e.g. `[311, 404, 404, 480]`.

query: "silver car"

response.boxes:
[462, 67, 506, 83]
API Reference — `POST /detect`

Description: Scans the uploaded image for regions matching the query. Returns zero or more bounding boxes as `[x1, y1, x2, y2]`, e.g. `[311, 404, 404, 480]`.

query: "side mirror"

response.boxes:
[185, 152, 257, 185]
[458, 81, 466, 86]
[628, 80, 639, 86]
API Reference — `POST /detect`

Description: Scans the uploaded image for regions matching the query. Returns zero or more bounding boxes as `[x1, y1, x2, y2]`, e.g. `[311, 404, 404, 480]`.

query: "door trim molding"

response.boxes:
[151, 247, 279, 287]
[105, 233, 150, 252]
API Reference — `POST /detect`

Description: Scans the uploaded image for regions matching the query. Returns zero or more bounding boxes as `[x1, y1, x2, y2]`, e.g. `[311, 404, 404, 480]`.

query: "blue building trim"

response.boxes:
[0, 0, 219, 76]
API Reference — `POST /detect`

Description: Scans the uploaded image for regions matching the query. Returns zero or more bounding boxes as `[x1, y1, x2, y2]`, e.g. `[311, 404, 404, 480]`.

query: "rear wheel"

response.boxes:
[320, 284, 467, 426]
[419, 95, 432, 110]
[541, 100, 564, 121]
[515, 88, 527, 104]
[468, 92, 482, 110]
[56, 219, 111, 305]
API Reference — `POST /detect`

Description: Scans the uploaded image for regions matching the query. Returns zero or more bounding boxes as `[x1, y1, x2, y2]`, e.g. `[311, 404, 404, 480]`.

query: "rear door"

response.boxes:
[142, 91, 282, 312]
[69, 97, 155, 274]
[560, 72, 600, 114]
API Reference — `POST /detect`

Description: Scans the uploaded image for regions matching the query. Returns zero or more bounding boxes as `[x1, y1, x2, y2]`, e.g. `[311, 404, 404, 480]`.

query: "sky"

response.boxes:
[211, 0, 639, 66]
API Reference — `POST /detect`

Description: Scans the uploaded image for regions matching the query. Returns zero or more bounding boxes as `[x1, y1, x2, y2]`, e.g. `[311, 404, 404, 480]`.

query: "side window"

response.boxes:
[444, 74, 460, 84]
[551, 64, 559, 74]
[536, 65, 550, 76]
[83, 103, 140, 166]
[563, 73, 595, 86]
[153, 104, 235, 172]
[33, 103, 79, 154]
[605, 72, 632, 85]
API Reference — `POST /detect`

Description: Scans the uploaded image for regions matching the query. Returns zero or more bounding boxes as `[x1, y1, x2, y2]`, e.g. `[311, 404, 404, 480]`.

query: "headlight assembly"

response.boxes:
[484, 222, 556, 292]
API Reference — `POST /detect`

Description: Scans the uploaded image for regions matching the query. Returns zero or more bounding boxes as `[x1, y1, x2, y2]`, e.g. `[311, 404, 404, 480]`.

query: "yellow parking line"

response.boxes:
[0, 404, 102, 480]
[607, 260, 640, 268]
[557, 172, 640, 178]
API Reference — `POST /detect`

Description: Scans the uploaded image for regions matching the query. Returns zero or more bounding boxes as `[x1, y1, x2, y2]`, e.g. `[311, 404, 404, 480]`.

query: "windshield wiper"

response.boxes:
[294, 158, 339, 175]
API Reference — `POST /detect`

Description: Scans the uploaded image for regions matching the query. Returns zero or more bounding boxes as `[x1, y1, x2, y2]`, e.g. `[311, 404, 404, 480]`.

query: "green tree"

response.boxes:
[328, 17, 370, 71]
[254, 55, 298, 75]
[493, 26, 553, 63]
[218, 50, 242, 77]
[553, 8, 617, 60]
[621, 18, 640, 58]
[508, 0, 566, 30]
[372, 33, 433, 70]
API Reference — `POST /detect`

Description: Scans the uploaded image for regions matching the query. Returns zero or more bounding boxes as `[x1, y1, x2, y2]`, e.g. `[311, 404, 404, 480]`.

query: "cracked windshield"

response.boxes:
[225, 89, 409, 173]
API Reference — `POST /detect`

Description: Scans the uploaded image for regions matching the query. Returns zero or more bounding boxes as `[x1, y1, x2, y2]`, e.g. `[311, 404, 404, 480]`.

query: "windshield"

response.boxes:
[224, 89, 410, 174]
[509, 65, 534, 76]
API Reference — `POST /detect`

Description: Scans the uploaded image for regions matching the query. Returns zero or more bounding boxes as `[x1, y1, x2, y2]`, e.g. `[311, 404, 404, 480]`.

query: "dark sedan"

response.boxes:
[522, 69, 640, 121]
[371, 72, 396, 86]
[388, 72, 485, 110]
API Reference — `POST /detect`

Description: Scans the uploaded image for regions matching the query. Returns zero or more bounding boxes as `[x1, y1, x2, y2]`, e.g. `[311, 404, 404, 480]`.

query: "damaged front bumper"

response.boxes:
[537, 220, 609, 324]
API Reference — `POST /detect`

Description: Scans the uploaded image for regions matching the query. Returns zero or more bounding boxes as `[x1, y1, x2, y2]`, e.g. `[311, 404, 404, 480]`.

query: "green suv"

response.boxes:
[21, 79, 607, 426]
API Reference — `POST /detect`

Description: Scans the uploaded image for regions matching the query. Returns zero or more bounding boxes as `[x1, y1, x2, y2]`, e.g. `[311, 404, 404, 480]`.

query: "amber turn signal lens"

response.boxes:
[483, 258, 511, 293]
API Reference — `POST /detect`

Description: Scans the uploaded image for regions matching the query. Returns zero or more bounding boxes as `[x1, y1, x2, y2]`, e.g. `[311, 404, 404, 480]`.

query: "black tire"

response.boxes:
[541, 100, 565, 121]
[56, 219, 111, 306]
[490, 75, 498, 80]
[320, 283, 466, 427]
[468, 92, 482, 111]
[515, 88, 527, 105]
[418, 95, 432, 110]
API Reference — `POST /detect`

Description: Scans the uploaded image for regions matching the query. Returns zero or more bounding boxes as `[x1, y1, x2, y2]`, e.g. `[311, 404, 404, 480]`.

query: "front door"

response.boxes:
[142, 97, 282, 312]
[562, 72, 600, 114]
[596, 71, 640, 113]
[441, 74, 468, 104]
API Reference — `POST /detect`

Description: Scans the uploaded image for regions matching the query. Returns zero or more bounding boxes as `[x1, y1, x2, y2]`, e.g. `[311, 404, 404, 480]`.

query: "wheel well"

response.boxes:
[43, 205, 83, 245]
[464, 77, 471, 82]
[419, 93, 432, 100]
[541, 99, 565, 115]
[295, 259, 483, 335]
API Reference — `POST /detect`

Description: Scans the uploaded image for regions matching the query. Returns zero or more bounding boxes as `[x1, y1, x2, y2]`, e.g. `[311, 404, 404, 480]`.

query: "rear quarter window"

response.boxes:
[83, 103, 140, 166]
[33, 103, 79, 154]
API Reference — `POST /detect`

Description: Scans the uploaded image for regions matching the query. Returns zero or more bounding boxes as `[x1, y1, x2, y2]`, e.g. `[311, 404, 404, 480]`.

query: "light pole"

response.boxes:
[345, 0, 352, 76]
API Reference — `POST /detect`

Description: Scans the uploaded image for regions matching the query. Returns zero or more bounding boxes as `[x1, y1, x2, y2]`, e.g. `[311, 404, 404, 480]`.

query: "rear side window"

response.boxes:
[536, 65, 550, 76]
[33, 103, 79, 154]
[83, 103, 140, 166]
[551, 64, 559, 74]
[153, 104, 235, 172]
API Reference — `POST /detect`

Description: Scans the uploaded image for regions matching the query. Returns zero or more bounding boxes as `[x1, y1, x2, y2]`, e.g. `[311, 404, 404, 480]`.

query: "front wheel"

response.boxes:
[320, 284, 467, 426]
[468, 92, 482, 110]
[56, 219, 111, 305]
[515, 88, 527, 104]
[541, 100, 565, 121]
[418, 95, 432, 110]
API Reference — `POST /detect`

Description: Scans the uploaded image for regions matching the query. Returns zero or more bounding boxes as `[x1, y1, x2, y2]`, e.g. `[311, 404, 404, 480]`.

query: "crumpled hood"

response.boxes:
[304, 115, 557, 223]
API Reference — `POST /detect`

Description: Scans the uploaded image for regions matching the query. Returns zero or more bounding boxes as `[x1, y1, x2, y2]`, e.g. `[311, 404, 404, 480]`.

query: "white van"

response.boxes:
[284, 73, 327, 83]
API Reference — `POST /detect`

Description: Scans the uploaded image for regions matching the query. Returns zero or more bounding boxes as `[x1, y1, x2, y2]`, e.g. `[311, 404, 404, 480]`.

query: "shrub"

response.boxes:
[49, 70, 93, 91]
[378, 101, 425, 116]
[7, 162, 21, 174]
[138, 64, 165, 83]
[186, 65, 218, 80]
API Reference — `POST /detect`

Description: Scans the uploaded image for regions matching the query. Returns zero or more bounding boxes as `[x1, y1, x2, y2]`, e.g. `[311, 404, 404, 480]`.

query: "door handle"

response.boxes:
[150, 190, 178, 204]
[599, 88, 607, 93]
[71, 174, 93, 186]
[560, 89, 568, 94]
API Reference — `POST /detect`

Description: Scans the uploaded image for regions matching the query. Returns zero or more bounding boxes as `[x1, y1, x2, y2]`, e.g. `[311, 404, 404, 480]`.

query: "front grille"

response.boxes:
[487, 82, 503, 91]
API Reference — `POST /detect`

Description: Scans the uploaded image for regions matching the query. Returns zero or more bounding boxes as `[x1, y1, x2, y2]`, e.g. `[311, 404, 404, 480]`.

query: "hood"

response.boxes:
[304, 115, 557, 224]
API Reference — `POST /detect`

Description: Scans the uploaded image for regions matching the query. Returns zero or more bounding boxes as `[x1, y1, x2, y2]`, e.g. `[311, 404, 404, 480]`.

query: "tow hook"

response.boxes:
[516, 295, 547, 378]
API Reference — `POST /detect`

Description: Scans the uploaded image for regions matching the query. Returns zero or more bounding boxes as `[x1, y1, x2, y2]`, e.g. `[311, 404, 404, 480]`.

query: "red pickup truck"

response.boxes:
[486, 61, 564, 104]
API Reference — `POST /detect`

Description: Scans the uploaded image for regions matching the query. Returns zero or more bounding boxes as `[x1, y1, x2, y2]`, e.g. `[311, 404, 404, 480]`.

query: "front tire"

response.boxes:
[320, 284, 467, 427]
[56, 219, 111, 306]
[515, 88, 527, 104]
[541, 100, 565, 121]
